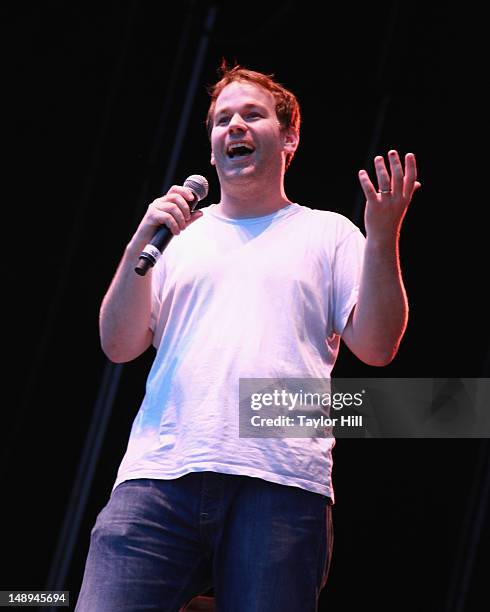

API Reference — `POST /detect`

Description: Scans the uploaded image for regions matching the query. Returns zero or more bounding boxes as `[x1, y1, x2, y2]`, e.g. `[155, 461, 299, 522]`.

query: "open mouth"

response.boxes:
[226, 143, 256, 159]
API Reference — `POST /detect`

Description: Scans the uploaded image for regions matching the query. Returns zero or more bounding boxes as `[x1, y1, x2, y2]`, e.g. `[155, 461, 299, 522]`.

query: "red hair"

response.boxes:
[206, 62, 301, 170]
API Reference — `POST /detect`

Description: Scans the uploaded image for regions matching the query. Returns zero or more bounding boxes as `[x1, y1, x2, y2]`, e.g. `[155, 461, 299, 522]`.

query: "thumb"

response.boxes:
[186, 210, 204, 227]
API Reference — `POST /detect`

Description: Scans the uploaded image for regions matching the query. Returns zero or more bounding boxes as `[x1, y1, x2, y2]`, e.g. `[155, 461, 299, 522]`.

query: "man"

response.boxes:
[75, 65, 420, 611]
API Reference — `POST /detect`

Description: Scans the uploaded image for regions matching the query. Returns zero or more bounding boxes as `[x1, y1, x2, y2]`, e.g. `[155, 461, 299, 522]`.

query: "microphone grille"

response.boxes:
[184, 174, 209, 202]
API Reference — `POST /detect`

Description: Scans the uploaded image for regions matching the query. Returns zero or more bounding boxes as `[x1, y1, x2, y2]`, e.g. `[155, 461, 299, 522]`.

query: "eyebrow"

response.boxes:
[214, 102, 268, 117]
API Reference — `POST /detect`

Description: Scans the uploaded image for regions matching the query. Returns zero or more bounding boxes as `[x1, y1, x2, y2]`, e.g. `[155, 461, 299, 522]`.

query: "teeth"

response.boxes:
[227, 143, 255, 157]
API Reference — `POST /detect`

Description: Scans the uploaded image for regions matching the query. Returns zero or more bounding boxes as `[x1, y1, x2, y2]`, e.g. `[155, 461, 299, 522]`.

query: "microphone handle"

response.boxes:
[134, 194, 198, 276]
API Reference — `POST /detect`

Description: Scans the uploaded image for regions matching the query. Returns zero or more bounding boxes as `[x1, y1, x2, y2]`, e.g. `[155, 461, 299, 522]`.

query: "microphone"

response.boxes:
[134, 174, 209, 276]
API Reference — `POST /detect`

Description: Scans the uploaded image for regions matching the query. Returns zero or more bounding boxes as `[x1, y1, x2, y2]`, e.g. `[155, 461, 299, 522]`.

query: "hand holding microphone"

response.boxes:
[135, 175, 208, 276]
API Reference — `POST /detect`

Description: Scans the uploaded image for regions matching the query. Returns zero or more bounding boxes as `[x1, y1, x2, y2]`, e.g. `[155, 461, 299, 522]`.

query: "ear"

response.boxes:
[282, 127, 299, 155]
[210, 150, 216, 166]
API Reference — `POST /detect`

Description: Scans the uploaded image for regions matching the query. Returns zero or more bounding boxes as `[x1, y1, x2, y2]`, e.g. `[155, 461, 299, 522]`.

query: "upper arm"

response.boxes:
[134, 327, 155, 359]
[341, 306, 374, 364]
[340, 305, 357, 355]
[341, 305, 395, 367]
[102, 326, 154, 364]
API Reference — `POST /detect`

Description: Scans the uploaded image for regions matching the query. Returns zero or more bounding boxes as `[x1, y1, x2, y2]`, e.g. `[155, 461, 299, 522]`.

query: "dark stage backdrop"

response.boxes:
[4, 1, 488, 611]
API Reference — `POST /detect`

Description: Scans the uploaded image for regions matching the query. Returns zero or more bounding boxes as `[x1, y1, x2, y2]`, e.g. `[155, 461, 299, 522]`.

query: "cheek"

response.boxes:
[210, 139, 218, 165]
[211, 136, 223, 157]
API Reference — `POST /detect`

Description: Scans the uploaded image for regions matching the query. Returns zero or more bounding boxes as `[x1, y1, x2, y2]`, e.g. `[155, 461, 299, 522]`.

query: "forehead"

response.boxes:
[214, 81, 276, 113]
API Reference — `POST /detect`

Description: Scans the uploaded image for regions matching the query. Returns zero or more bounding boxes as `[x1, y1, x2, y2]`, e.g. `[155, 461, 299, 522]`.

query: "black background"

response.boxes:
[3, 1, 489, 610]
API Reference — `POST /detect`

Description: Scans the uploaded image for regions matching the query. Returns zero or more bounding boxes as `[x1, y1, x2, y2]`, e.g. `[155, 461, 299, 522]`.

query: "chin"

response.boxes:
[221, 164, 257, 180]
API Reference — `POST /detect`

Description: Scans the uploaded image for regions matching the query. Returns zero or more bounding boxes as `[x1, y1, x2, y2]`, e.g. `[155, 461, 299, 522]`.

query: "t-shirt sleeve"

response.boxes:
[330, 224, 365, 337]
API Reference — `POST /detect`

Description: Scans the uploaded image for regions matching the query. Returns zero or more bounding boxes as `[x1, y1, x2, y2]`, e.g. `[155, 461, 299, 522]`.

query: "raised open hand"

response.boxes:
[358, 150, 421, 241]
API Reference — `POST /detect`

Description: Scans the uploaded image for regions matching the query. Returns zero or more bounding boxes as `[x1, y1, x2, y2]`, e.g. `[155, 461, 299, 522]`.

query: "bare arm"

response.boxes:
[342, 150, 421, 366]
[99, 239, 154, 363]
[100, 185, 203, 363]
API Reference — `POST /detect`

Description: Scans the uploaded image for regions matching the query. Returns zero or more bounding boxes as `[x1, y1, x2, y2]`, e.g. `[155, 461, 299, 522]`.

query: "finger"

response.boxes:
[403, 153, 418, 199]
[410, 180, 422, 198]
[167, 184, 196, 204]
[358, 169, 378, 200]
[185, 210, 204, 228]
[159, 194, 192, 226]
[167, 201, 189, 230]
[157, 211, 181, 235]
[374, 155, 391, 193]
[388, 150, 403, 194]
[152, 200, 187, 231]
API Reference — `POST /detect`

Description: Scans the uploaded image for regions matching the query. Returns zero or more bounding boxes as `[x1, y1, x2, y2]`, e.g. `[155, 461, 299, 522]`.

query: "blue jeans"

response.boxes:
[75, 472, 333, 611]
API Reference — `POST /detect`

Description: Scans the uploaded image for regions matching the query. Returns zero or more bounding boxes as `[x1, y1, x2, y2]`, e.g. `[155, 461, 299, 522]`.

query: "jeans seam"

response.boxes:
[315, 504, 329, 592]
[321, 505, 334, 590]
[169, 554, 212, 612]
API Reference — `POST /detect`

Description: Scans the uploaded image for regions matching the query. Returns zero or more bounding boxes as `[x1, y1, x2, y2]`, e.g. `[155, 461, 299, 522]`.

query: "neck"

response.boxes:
[217, 177, 292, 219]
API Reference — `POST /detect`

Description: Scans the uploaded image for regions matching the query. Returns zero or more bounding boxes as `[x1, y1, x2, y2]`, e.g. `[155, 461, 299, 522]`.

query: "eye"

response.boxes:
[216, 116, 229, 125]
[246, 112, 261, 120]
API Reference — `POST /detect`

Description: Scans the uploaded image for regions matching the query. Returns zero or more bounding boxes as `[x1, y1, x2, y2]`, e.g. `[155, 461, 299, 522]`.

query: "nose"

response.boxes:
[228, 112, 247, 133]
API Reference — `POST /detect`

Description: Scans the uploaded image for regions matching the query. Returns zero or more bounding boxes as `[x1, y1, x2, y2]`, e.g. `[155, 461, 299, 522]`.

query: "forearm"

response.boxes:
[99, 237, 154, 363]
[350, 235, 408, 365]
[345, 149, 419, 366]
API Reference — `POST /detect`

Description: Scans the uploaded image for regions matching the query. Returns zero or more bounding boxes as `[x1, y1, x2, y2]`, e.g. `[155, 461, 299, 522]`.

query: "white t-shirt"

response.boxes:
[113, 202, 365, 501]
